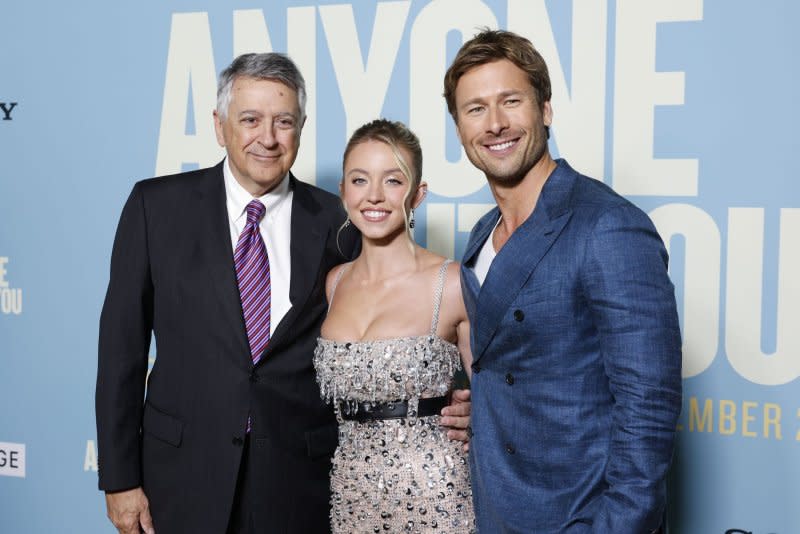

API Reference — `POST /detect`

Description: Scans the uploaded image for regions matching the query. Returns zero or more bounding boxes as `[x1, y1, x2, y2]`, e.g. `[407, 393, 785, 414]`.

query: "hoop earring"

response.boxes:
[409, 209, 415, 229]
[343, 218, 350, 227]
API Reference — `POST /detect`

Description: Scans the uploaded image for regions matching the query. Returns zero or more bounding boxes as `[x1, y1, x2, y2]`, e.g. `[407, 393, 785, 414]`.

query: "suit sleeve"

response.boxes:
[95, 182, 154, 492]
[583, 204, 682, 533]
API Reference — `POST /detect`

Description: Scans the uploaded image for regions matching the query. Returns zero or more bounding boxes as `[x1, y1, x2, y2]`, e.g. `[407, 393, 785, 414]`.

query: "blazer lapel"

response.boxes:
[261, 175, 328, 356]
[196, 162, 252, 367]
[461, 208, 500, 349]
[462, 207, 500, 268]
[471, 161, 577, 363]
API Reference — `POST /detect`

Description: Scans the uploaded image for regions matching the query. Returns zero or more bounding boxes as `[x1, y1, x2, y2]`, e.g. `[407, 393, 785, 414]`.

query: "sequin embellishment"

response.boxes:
[314, 334, 475, 533]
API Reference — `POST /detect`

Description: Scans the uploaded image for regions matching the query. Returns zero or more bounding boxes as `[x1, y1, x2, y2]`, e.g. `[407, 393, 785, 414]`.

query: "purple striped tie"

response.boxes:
[234, 200, 271, 365]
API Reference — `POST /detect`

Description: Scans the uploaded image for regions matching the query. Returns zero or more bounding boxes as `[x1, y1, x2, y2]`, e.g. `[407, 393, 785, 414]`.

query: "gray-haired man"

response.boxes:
[97, 52, 471, 534]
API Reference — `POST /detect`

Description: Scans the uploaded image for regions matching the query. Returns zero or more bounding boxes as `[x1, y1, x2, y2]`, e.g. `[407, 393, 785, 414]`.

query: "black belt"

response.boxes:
[339, 396, 448, 422]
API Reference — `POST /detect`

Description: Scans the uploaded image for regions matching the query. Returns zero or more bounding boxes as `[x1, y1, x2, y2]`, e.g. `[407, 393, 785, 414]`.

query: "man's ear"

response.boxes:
[213, 110, 226, 147]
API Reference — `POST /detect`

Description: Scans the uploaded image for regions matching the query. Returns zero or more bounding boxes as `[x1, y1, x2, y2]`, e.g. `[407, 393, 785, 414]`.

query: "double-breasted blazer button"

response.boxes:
[505, 443, 515, 455]
[232, 436, 244, 446]
[505, 373, 514, 385]
[513, 309, 524, 322]
[472, 363, 481, 374]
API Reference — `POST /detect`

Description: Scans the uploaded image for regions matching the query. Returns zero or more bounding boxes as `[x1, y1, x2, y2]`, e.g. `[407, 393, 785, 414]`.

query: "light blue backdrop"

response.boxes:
[1, 1, 797, 532]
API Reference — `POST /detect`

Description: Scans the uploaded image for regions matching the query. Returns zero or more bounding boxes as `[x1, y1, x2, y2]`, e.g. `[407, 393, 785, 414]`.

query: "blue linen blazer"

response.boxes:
[461, 159, 682, 533]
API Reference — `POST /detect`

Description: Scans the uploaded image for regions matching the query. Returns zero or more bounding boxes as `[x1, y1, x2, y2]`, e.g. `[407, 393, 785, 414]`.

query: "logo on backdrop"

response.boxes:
[84, 440, 98, 472]
[0, 102, 17, 121]
[0, 442, 26, 478]
[0, 257, 23, 315]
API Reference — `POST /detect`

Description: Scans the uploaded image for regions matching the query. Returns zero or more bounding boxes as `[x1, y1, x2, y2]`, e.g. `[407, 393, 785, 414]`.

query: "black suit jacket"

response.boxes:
[96, 162, 356, 533]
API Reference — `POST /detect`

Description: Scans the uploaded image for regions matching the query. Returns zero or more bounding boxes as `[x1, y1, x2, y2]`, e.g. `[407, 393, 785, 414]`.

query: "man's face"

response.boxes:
[214, 77, 304, 196]
[453, 59, 552, 184]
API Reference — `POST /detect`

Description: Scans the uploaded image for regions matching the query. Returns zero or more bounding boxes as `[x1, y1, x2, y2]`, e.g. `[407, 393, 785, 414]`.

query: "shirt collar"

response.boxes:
[223, 157, 291, 223]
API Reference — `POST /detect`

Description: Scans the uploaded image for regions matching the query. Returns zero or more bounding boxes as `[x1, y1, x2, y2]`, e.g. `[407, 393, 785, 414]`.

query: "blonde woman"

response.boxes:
[314, 119, 475, 533]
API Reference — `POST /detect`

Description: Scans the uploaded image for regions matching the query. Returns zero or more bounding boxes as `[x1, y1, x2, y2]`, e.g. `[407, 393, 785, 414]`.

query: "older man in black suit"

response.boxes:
[96, 53, 470, 534]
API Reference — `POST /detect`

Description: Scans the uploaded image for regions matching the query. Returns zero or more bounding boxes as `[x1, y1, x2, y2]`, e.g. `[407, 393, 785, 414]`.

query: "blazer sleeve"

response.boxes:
[95, 182, 154, 492]
[582, 204, 682, 533]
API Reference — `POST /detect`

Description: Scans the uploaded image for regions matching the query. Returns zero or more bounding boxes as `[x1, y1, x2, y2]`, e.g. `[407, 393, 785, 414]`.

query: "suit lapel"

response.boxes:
[462, 207, 500, 268]
[470, 161, 577, 363]
[461, 209, 499, 348]
[195, 162, 252, 367]
[261, 174, 328, 357]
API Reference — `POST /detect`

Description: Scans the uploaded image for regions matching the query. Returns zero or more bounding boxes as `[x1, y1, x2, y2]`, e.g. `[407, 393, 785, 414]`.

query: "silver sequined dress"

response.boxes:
[314, 261, 475, 533]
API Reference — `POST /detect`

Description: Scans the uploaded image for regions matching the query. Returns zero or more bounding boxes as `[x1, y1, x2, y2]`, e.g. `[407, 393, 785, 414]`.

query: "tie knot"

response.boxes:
[245, 200, 266, 225]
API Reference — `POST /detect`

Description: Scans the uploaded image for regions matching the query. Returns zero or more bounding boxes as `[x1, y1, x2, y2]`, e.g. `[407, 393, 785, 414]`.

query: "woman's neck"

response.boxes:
[353, 233, 420, 283]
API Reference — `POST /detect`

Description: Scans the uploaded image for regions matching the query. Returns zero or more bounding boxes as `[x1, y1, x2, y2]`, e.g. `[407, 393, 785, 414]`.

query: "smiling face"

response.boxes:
[341, 140, 425, 243]
[214, 76, 304, 196]
[453, 59, 552, 185]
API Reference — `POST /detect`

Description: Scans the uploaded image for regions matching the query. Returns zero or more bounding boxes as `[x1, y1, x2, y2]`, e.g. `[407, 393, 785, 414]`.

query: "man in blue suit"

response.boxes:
[444, 30, 682, 533]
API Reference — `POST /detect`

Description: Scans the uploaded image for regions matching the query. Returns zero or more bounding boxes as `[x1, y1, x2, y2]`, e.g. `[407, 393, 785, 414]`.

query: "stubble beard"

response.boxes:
[482, 131, 549, 188]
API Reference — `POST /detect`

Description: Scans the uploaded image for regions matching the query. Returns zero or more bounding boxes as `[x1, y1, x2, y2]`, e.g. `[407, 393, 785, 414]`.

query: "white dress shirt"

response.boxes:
[223, 158, 293, 336]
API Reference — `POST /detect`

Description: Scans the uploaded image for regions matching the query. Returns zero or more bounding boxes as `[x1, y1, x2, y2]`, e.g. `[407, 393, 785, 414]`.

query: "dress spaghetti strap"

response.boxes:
[327, 263, 351, 310]
[430, 260, 453, 335]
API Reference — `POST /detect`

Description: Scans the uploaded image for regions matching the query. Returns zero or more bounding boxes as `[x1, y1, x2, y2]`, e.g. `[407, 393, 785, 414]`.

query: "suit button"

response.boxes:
[472, 363, 481, 373]
[232, 437, 244, 446]
[505, 373, 514, 385]
[505, 443, 515, 455]
[249, 371, 259, 383]
[513, 309, 524, 322]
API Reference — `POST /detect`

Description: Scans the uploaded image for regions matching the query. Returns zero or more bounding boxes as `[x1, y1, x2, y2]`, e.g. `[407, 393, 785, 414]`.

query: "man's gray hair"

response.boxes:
[216, 52, 307, 121]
